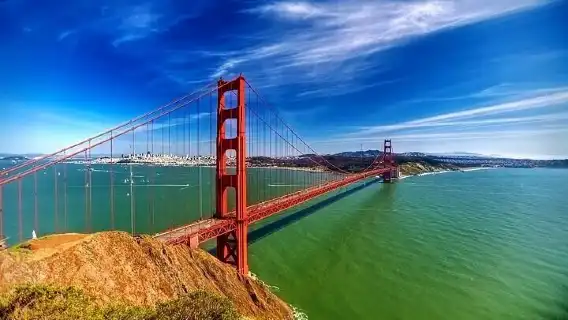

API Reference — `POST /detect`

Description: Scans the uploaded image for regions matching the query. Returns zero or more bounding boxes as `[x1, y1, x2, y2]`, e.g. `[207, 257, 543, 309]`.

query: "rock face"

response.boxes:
[0, 232, 292, 320]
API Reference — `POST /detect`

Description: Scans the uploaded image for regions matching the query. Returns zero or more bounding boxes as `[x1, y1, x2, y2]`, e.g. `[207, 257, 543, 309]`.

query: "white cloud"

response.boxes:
[309, 123, 568, 159]
[51, 3, 195, 46]
[305, 87, 568, 158]
[111, 4, 163, 46]
[406, 84, 568, 104]
[212, 0, 548, 85]
[248, 2, 327, 19]
[352, 90, 568, 135]
[58, 30, 76, 41]
[296, 78, 401, 98]
[317, 125, 568, 144]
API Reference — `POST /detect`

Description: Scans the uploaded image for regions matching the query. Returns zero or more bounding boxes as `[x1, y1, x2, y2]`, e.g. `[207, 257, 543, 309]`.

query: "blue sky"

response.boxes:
[1, 0, 567, 159]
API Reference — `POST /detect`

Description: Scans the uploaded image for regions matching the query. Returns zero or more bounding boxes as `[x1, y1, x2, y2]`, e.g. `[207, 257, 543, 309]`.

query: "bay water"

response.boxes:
[1, 162, 567, 319]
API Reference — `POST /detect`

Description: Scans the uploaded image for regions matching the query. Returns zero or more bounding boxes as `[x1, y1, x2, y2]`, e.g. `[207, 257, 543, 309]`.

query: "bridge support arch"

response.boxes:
[216, 76, 248, 275]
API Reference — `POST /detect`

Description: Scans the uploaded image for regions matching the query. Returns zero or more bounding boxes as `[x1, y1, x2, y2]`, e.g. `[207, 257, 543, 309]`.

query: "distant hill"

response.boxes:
[332, 150, 429, 158]
[426, 152, 490, 158]
[333, 149, 381, 157]
[399, 152, 429, 157]
[326, 150, 568, 169]
[298, 153, 317, 158]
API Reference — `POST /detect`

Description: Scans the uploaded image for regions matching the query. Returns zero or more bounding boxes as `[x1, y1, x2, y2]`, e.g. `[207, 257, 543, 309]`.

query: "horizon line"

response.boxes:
[1, 151, 567, 162]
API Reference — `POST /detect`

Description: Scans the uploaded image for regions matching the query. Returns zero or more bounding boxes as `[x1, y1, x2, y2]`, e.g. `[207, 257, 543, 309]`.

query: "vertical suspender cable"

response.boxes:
[84, 150, 88, 232]
[210, 91, 214, 218]
[34, 172, 38, 235]
[131, 131, 135, 235]
[18, 180, 22, 241]
[151, 121, 155, 228]
[88, 140, 92, 232]
[63, 150, 68, 231]
[198, 99, 203, 220]
[110, 131, 114, 229]
[54, 165, 58, 232]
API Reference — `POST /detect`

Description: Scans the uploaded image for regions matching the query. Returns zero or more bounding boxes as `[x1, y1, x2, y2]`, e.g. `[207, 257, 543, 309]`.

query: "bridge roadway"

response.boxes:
[155, 167, 394, 246]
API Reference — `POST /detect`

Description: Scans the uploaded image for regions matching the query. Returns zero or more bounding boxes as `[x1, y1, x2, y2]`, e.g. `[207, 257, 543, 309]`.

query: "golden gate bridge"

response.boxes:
[0, 75, 398, 275]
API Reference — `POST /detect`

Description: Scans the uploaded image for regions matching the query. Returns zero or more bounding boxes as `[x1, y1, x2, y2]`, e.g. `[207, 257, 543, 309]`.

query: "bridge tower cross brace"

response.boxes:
[215, 76, 248, 275]
[382, 139, 396, 183]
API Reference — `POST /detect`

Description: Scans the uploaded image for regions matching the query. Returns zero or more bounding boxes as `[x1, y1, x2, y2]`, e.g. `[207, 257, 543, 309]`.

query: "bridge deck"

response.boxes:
[155, 167, 392, 246]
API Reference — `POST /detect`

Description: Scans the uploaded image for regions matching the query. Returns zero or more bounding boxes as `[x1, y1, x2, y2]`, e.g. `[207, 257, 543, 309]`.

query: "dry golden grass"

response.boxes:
[0, 232, 292, 320]
[399, 161, 457, 176]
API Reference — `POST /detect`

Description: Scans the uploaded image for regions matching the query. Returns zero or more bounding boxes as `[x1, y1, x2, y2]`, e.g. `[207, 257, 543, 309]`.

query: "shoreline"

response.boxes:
[398, 166, 494, 180]
[63, 159, 330, 173]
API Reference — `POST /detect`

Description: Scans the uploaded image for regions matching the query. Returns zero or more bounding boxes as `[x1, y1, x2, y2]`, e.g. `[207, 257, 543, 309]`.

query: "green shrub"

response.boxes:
[155, 291, 239, 320]
[0, 285, 239, 320]
[0, 285, 100, 320]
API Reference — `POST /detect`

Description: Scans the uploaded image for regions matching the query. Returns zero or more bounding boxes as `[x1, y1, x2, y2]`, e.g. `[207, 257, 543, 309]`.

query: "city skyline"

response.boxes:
[1, 0, 567, 159]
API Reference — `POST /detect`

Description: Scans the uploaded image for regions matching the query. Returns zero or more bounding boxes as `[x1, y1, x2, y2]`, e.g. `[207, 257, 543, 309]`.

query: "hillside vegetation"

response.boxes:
[0, 232, 292, 320]
[0, 285, 239, 320]
[398, 161, 459, 176]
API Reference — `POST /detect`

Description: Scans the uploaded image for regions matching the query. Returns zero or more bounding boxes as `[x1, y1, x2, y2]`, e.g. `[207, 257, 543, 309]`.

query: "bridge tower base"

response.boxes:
[215, 76, 248, 275]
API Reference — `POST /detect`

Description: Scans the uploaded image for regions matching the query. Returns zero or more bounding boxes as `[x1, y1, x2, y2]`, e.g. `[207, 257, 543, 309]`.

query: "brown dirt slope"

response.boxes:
[0, 232, 292, 320]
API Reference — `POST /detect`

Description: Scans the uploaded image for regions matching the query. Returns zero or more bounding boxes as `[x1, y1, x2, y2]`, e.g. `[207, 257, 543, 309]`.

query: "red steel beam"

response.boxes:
[215, 75, 248, 275]
[161, 167, 393, 246]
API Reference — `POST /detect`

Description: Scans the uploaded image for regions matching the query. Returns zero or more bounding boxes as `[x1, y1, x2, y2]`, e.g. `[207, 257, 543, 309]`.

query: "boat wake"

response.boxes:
[461, 167, 494, 172]
[416, 170, 453, 176]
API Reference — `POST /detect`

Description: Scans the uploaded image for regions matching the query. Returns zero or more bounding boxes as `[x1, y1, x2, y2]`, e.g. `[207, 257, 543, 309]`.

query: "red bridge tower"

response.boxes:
[381, 139, 399, 183]
[216, 76, 248, 275]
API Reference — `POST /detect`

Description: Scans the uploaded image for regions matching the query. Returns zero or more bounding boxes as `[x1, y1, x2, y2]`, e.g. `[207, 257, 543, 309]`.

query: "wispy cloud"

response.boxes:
[304, 86, 568, 157]
[58, 29, 76, 41]
[310, 123, 568, 159]
[297, 78, 401, 98]
[211, 0, 548, 89]
[50, 3, 195, 46]
[406, 83, 568, 104]
[315, 126, 568, 145]
[111, 4, 163, 46]
[352, 89, 568, 136]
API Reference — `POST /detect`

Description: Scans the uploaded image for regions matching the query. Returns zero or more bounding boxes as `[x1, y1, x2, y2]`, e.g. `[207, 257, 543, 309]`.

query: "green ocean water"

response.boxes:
[248, 168, 568, 319]
[0, 162, 340, 242]
[1, 163, 567, 319]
